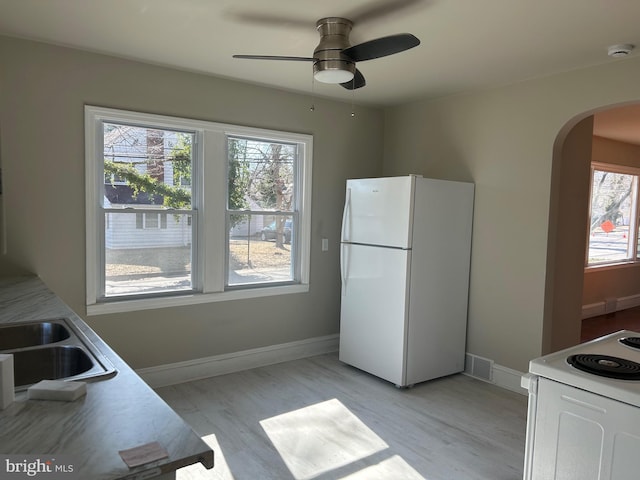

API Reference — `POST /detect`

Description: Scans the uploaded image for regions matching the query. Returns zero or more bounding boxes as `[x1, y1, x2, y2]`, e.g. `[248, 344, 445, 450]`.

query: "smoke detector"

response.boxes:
[608, 44, 635, 58]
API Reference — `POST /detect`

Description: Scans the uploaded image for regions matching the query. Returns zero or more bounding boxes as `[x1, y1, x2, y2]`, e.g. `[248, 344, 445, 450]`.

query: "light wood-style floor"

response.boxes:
[156, 353, 528, 480]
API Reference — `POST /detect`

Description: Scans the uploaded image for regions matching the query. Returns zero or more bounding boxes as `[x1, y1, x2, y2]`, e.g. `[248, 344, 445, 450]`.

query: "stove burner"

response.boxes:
[567, 354, 640, 380]
[619, 337, 640, 350]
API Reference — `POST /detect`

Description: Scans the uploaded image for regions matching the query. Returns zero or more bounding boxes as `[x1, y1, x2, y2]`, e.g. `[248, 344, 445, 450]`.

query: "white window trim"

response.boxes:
[85, 106, 312, 315]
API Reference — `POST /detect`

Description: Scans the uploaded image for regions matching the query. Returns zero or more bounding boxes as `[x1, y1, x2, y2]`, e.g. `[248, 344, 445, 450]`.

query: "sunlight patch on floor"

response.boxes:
[260, 398, 424, 480]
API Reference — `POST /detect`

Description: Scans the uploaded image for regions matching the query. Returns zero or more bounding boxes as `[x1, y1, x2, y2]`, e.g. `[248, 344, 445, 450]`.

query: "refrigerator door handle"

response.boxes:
[340, 188, 352, 294]
[340, 243, 347, 295]
[341, 187, 351, 243]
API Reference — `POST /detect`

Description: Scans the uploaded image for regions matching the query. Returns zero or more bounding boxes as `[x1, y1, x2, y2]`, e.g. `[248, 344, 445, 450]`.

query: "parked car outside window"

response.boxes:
[261, 220, 292, 243]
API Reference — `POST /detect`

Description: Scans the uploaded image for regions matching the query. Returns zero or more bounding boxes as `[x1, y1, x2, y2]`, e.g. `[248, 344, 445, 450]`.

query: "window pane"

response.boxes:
[228, 214, 293, 286]
[105, 212, 193, 296]
[588, 170, 634, 264]
[103, 123, 192, 209]
[145, 213, 159, 229]
[228, 137, 295, 212]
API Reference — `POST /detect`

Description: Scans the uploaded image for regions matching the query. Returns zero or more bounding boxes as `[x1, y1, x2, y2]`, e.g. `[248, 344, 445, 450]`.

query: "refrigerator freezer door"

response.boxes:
[339, 243, 411, 386]
[342, 176, 415, 249]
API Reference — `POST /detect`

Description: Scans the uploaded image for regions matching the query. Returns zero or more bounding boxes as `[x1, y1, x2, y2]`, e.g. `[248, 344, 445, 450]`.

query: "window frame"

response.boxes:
[85, 106, 312, 315]
[585, 161, 640, 269]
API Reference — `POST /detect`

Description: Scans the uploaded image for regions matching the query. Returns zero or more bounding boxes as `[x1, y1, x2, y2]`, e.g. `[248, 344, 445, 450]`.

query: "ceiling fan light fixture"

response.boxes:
[313, 59, 355, 84]
[314, 68, 354, 84]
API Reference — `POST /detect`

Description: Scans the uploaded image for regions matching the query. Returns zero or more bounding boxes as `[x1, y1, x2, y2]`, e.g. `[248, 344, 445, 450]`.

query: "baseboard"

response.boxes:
[582, 293, 640, 319]
[137, 334, 339, 389]
[582, 302, 605, 319]
[491, 365, 526, 394]
[139, 337, 526, 394]
[464, 352, 526, 395]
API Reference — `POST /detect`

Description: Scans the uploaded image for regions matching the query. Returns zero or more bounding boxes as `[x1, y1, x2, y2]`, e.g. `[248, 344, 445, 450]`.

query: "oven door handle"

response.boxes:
[522, 373, 538, 480]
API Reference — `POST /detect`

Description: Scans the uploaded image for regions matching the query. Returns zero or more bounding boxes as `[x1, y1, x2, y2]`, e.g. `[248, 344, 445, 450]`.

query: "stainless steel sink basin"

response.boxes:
[0, 320, 70, 350]
[0, 318, 117, 390]
[12, 346, 95, 387]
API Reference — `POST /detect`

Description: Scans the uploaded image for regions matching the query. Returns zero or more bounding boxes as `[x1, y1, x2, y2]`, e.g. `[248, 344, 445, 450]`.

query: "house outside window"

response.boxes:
[586, 162, 640, 267]
[85, 106, 312, 314]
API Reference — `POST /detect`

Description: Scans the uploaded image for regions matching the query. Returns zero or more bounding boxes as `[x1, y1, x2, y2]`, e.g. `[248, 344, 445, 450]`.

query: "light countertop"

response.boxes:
[0, 276, 214, 479]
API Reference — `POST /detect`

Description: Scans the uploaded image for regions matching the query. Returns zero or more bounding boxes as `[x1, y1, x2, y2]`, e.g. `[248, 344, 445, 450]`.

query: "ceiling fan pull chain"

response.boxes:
[351, 82, 356, 117]
[310, 73, 316, 112]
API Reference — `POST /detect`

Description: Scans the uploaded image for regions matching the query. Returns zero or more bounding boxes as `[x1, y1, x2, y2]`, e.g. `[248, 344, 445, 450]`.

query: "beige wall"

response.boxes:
[6, 33, 640, 375]
[0, 36, 384, 368]
[582, 136, 640, 306]
[384, 56, 640, 372]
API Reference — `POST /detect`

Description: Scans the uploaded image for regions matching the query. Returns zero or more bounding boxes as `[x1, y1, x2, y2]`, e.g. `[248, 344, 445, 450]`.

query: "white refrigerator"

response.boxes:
[339, 175, 474, 387]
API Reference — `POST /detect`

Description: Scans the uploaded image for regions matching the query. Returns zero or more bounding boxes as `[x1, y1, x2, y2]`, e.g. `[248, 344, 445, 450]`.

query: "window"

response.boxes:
[586, 162, 640, 267]
[85, 106, 312, 313]
[135, 213, 168, 230]
[227, 137, 298, 287]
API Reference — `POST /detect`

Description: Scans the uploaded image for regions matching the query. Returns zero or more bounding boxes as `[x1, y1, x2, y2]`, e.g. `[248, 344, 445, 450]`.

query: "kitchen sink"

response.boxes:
[0, 318, 116, 390]
[0, 320, 70, 350]
[12, 346, 95, 387]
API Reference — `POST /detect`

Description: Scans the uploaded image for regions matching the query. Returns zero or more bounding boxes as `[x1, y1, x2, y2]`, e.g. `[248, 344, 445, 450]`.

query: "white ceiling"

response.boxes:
[1, 0, 640, 108]
[1, 0, 640, 143]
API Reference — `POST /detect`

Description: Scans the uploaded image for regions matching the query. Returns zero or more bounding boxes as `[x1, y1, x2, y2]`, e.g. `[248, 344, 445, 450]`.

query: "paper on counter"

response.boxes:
[118, 441, 169, 468]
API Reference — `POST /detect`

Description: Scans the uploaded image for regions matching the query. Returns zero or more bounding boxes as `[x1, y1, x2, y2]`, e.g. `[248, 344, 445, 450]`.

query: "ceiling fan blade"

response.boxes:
[225, 10, 312, 29]
[342, 34, 420, 62]
[347, 0, 428, 24]
[340, 69, 366, 90]
[233, 55, 314, 62]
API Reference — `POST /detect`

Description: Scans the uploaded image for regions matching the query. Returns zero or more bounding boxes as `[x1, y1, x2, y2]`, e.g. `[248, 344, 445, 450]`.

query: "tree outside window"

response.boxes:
[587, 163, 640, 266]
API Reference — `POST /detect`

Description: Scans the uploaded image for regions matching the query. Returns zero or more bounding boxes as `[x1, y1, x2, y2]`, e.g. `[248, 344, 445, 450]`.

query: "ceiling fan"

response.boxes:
[232, 17, 420, 90]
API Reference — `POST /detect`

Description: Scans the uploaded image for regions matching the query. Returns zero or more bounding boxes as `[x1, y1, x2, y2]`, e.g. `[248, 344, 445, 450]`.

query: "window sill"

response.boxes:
[585, 261, 640, 273]
[87, 283, 309, 316]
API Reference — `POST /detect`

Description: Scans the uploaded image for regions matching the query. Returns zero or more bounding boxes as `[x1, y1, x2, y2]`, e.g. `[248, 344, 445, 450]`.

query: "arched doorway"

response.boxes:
[545, 103, 640, 353]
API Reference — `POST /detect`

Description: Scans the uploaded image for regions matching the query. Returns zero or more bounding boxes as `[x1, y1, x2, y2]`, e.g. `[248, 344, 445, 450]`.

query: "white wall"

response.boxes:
[383, 56, 640, 372]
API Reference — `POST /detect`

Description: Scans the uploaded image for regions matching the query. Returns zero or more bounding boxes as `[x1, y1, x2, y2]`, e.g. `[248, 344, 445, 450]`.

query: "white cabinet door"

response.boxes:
[342, 176, 414, 248]
[339, 243, 411, 386]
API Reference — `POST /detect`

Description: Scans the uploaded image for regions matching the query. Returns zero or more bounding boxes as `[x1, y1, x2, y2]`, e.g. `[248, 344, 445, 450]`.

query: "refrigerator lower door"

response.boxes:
[339, 243, 411, 386]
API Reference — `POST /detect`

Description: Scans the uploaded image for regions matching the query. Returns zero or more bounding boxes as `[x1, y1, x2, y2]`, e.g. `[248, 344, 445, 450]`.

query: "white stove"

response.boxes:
[522, 330, 640, 480]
